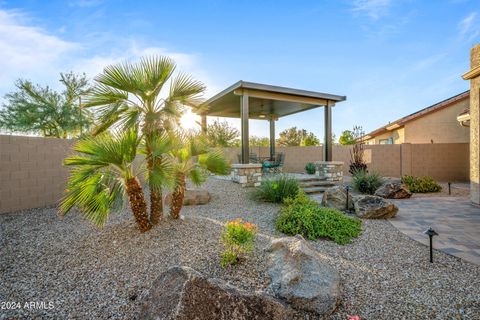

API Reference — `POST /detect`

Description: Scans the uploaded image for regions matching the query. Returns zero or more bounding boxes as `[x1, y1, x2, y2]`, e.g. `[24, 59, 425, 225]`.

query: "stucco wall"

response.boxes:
[0, 135, 470, 214]
[365, 97, 469, 144]
[468, 44, 480, 204]
[404, 98, 469, 143]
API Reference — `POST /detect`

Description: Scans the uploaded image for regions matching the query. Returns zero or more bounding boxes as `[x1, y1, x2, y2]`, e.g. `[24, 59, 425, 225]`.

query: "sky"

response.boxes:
[0, 0, 478, 140]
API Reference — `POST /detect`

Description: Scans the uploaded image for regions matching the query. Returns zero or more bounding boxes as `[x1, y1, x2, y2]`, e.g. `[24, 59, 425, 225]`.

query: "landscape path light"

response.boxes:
[423, 227, 438, 263]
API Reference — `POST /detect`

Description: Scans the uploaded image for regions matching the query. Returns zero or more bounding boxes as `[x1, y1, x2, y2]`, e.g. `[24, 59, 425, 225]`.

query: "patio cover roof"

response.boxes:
[197, 80, 346, 164]
[199, 81, 346, 119]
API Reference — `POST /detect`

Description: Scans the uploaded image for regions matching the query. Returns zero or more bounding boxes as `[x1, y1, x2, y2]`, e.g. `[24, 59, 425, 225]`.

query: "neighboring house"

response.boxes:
[363, 91, 470, 144]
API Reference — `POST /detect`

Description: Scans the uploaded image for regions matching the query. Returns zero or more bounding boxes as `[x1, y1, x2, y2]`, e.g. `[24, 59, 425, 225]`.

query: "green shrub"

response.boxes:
[220, 219, 257, 267]
[252, 174, 300, 203]
[276, 192, 361, 245]
[352, 169, 384, 194]
[305, 162, 316, 174]
[401, 175, 442, 193]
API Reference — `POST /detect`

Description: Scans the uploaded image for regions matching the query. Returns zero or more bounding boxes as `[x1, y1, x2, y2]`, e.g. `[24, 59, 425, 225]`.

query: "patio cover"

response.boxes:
[197, 81, 346, 163]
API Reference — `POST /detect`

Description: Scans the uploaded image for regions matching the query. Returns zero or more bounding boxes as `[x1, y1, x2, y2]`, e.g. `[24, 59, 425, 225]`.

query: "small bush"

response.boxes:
[252, 174, 300, 203]
[349, 162, 368, 175]
[220, 219, 257, 267]
[401, 175, 442, 193]
[305, 162, 316, 174]
[352, 169, 383, 194]
[276, 192, 361, 245]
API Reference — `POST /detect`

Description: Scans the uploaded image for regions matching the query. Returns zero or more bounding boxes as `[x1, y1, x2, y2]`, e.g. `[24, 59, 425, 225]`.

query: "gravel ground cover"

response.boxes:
[1, 177, 479, 319]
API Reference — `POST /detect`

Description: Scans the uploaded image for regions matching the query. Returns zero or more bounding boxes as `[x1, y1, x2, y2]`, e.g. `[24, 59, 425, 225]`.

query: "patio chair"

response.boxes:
[262, 152, 285, 174]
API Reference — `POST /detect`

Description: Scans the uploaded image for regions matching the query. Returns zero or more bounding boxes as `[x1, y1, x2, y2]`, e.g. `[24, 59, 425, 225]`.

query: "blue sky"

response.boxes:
[0, 0, 478, 139]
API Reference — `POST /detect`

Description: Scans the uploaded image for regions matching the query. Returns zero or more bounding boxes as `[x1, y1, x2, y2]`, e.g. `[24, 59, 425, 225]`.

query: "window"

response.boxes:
[379, 138, 393, 144]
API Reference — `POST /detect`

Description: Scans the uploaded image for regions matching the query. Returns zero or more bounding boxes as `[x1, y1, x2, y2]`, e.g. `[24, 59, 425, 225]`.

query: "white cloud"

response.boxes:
[458, 12, 479, 40]
[351, 0, 393, 20]
[0, 8, 220, 108]
[0, 9, 77, 91]
[72, 41, 222, 97]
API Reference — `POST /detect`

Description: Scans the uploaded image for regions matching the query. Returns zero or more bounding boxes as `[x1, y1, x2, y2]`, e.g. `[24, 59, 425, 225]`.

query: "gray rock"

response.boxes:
[374, 182, 411, 199]
[266, 236, 341, 316]
[165, 189, 211, 206]
[353, 195, 398, 219]
[321, 186, 354, 210]
[140, 266, 294, 320]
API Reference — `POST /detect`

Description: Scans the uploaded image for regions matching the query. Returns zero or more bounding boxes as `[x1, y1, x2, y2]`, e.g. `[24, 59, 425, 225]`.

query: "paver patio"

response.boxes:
[391, 197, 480, 265]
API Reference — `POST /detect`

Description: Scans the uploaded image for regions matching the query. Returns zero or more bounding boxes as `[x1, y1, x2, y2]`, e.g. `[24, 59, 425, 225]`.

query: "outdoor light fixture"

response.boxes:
[448, 182, 451, 195]
[259, 114, 266, 118]
[423, 227, 438, 263]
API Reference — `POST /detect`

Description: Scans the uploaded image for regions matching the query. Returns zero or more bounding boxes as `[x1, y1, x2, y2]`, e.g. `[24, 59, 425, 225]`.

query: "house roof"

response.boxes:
[197, 81, 346, 119]
[363, 90, 470, 140]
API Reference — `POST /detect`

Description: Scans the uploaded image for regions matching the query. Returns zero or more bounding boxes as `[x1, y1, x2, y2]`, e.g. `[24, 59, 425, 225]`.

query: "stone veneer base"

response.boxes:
[313, 161, 344, 182]
[231, 163, 263, 187]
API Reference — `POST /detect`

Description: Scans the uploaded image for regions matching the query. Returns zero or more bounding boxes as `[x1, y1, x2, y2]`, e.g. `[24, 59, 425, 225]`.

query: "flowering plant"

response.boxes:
[220, 219, 257, 267]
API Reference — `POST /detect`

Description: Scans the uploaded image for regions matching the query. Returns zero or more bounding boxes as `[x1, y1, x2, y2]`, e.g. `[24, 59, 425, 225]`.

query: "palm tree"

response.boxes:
[60, 128, 172, 232]
[83, 56, 206, 225]
[169, 133, 230, 219]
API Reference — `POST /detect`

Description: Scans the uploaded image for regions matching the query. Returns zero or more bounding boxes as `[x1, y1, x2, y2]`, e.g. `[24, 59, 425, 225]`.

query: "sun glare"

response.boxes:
[180, 108, 201, 130]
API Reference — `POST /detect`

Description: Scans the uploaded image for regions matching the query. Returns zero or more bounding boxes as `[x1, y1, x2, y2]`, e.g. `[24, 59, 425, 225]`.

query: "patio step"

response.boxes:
[302, 186, 331, 194]
[298, 180, 336, 188]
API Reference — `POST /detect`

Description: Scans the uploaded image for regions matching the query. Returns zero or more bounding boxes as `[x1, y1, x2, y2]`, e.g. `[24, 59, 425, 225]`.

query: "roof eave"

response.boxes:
[463, 65, 480, 80]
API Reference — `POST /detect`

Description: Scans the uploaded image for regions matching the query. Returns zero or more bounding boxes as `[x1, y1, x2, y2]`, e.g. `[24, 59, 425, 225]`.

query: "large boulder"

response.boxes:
[140, 266, 294, 320]
[165, 189, 211, 206]
[266, 236, 341, 317]
[353, 195, 398, 219]
[374, 181, 411, 199]
[321, 186, 354, 211]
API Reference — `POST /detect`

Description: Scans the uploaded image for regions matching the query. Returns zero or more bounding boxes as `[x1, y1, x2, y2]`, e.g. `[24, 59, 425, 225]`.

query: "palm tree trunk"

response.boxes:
[148, 155, 164, 225]
[170, 173, 186, 219]
[125, 177, 152, 232]
[150, 188, 163, 225]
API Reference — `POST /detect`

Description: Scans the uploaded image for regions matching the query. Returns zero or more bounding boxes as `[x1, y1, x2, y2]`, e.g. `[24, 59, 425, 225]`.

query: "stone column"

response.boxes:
[463, 44, 480, 204]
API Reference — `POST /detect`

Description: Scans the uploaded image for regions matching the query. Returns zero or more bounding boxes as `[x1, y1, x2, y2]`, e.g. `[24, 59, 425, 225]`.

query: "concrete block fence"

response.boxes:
[0, 134, 469, 214]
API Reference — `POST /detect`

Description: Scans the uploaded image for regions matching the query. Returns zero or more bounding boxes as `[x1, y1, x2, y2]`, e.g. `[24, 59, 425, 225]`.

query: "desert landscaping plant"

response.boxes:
[83, 56, 205, 226]
[60, 128, 173, 232]
[401, 175, 442, 193]
[252, 174, 300, 203]
[169, 132, 230, 219]
[0, 72, 93, 138]
[276, 192, 361, 245]
[305, 162, 316, 174]
[206, 119, 240, 147]
[348, 126, 367, 174]
[220, 219, 257, 267]
[352, 169, 384, 194]
[277, 126, 320, 146]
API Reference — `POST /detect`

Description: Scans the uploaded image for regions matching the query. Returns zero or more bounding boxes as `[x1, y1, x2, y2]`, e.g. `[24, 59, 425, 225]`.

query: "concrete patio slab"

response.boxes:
[391, 197, 480, 265]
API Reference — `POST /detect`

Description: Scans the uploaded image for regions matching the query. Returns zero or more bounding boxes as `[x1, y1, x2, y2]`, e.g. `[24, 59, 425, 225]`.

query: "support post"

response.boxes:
[241, 94, 250, 164]
[201, 114, 207, 134]
[269, 117, 275, 160]
[324, 101, 332, 161]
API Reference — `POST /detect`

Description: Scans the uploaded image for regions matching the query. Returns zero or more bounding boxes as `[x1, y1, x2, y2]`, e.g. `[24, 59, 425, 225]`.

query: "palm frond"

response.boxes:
[140, 56, 176, 99]
[198, 149, 231, 175]
[189, 167, 208, 186]
[83, 84, 129, 108]
[168, 72, 206, 107]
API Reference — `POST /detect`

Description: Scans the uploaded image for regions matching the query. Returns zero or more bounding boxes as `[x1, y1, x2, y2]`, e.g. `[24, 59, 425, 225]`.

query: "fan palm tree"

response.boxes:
[83, 56, 206, 225]
[169, 133, 231, 219]
[60, 128, 173, 232]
